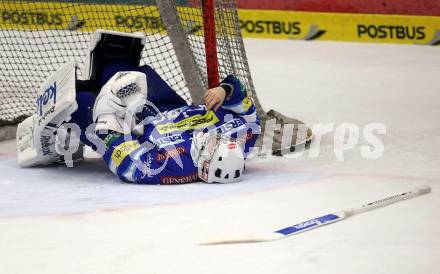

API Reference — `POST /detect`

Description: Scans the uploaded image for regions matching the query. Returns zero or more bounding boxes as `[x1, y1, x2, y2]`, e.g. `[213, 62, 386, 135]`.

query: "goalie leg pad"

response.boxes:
[16, 62, 81, 167]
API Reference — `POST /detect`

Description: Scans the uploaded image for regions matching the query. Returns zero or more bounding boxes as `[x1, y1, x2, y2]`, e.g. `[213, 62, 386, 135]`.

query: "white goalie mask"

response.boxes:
[192, 133, 245, 184]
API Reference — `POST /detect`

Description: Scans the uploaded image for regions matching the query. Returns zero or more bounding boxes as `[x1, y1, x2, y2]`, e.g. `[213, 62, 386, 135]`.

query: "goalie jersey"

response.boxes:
[101, 75, 260, 184]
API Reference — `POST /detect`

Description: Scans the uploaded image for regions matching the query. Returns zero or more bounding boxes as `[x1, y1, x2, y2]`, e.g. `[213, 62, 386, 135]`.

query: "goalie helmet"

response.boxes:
[192, 133, 245, 184]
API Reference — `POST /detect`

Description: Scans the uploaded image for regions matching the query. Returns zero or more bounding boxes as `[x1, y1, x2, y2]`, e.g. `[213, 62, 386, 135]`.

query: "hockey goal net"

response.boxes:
[0, 0, 310, 154]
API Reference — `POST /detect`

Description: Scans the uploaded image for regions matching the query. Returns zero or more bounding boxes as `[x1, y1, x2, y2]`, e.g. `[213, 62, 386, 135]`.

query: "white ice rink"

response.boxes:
[1, 39, 439, 274]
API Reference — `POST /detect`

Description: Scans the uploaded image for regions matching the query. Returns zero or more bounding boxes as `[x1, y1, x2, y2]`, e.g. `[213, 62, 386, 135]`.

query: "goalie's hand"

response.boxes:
[204, 86, 226, 111]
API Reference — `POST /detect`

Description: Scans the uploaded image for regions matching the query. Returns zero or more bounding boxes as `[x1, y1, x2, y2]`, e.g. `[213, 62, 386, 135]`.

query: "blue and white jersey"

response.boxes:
[101, 75, 261, 184]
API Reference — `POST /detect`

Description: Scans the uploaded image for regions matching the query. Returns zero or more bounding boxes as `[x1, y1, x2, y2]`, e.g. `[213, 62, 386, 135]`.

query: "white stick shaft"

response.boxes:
[199, 185, 431, 245]
[344, 185, 431, 217]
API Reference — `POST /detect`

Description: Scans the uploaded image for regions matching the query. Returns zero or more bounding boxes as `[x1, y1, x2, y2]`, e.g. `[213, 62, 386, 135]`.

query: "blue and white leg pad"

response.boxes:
[16, 62, 81, 167]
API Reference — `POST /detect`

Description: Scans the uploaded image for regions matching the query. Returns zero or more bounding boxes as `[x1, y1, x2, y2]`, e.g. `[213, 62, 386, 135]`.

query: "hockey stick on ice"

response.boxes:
[199, 185, 431, 245]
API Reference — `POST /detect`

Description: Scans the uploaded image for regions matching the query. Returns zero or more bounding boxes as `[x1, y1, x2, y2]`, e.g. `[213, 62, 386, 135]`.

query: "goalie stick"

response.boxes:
[199, 185, 431, 245]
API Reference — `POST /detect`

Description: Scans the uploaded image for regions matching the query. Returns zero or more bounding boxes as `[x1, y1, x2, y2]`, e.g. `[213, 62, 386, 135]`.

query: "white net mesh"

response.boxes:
[0, 0, 259, 124]
[0, 0, 310, 153]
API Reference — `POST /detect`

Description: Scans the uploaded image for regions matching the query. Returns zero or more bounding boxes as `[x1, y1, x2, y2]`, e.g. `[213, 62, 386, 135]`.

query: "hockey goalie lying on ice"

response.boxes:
[16, 30, 260, 185]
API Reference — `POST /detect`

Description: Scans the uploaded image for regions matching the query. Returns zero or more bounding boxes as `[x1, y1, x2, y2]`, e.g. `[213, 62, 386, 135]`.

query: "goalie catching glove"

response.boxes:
[93, 71, 148, 134]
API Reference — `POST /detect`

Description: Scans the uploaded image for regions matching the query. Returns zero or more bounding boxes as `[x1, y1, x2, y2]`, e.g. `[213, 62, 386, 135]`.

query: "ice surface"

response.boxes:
[0, 40, 439, 274]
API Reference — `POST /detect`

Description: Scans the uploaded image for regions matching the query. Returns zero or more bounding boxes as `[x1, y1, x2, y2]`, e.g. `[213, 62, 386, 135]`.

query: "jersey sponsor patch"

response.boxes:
[228, 143, 237, 150]
[153, 134, 185, 148]
[215, 118, 245, 134]
[156, 111, 219, 134]
[103, 133, 121, 146]
[156, 147, 186, 161]
[161, 173, 199, 185]
[111, 140, 139, 166]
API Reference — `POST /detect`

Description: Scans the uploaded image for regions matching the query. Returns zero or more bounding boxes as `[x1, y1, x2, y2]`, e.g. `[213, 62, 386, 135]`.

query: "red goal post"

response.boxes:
[202, 0, 220, 88]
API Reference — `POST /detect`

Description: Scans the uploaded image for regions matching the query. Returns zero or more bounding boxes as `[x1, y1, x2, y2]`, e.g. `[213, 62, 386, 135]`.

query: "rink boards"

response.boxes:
[0, 1, 439, 45]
